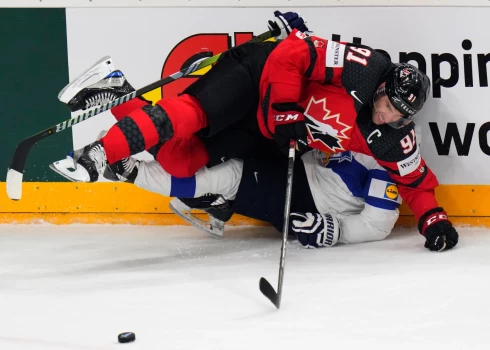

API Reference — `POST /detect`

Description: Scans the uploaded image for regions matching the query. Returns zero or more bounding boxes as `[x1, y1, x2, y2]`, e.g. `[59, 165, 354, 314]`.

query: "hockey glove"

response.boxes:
[419, 207, 459, 252]
[290, 212, 340, 248]
[272, 103, 309, 155]
[267, 11, 311, 40]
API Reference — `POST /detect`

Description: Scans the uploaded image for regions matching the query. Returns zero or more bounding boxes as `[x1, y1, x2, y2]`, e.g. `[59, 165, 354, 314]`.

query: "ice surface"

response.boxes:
[0, 224, 488, 349]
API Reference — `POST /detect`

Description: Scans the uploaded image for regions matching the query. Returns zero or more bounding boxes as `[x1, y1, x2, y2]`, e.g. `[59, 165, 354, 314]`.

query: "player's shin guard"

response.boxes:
[100, 94, 206, 165]
[100, 104, 175, 164]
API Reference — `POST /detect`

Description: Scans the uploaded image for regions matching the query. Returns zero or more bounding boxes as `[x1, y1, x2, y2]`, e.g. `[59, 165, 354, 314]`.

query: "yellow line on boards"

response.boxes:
[0, 183, 488, 226]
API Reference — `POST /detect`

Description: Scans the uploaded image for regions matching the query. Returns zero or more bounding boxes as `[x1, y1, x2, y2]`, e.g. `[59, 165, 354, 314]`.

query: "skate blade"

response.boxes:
[49, 156, 91, 182]
[58, 56, 114, 103]
[169, 199, 224, 239]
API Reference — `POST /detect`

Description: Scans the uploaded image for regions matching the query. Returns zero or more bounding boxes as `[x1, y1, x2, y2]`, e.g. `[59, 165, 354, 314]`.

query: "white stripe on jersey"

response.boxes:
[368, 178, 402, 204]
[325, 41, 346, 67]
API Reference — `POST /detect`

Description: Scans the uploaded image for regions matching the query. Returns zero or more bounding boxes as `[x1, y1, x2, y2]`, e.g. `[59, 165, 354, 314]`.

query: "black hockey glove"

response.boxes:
[272, 102, 309, 155]
[419, 207, 459, 252]
[290, 212, 340, 248]
[267, 10, 312, 40]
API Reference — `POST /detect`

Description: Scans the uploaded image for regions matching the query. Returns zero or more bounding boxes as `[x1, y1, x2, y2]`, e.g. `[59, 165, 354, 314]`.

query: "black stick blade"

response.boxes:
[259, 277, 280, 309]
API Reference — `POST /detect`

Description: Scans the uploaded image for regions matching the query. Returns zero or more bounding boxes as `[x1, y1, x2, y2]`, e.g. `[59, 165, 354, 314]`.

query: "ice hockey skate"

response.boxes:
[49, 141, 111, 183]
[58, 56, 135, 112]
[103, 157, 140, 183]
[169, 194, 234, 238]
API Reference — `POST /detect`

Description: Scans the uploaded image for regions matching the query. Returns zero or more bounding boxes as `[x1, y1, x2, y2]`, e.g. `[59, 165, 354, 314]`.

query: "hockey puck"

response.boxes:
[118, 332, 136, 343]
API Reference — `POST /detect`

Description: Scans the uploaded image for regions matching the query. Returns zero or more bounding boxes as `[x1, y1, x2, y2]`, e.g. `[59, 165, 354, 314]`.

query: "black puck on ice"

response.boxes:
[118, 332, 136, 343]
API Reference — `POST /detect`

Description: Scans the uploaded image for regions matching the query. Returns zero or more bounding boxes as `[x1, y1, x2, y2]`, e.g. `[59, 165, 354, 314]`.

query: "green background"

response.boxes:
[0, 8, 71, 181]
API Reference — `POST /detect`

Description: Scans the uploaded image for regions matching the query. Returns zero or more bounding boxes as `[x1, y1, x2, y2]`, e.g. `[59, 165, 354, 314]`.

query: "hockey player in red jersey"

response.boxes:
[51, 11, 458, 252]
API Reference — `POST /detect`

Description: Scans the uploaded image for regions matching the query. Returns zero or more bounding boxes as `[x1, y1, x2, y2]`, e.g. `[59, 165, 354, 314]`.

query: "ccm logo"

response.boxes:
[427, 213, 447, 226]
[275, 114, 300, 122]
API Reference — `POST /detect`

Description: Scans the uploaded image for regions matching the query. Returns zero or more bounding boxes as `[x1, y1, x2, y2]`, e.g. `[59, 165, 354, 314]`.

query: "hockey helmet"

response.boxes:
[384, 63, 431, 118]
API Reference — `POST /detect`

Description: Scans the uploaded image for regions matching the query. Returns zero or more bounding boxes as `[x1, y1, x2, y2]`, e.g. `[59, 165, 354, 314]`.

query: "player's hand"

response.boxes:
[419, 208, 459, 252]
[272, 103, 309, 155]
[267, 11, 311, 40]
[290, 212, 340, 248]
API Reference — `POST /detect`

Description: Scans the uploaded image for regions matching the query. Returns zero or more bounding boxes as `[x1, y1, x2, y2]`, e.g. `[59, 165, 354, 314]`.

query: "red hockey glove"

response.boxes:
[419, 207, 459, 252]
[272, 102, 309, 155]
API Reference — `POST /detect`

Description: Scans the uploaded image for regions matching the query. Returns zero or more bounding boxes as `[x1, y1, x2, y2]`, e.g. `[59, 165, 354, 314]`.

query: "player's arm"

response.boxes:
[291, 160, 400, 247]
[267, 10, 311, 40]
[375, 151, 459, 252]
[267, 31, 328, 104]
[290, 212, 341, 248]
[339, 167, 401, 244]
[265, 31, 332, 154]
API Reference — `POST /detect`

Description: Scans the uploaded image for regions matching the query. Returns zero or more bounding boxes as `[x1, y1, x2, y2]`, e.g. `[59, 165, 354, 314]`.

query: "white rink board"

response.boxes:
[8, 0, 490, 7]
[66, 7, 490, 185]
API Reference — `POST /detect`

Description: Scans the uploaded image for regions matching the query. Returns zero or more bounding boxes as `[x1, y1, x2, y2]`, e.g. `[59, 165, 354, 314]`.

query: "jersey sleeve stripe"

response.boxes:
[303, 37, 317, 79]
[324, 67, 334, 84]
[402, 166, 429, 188]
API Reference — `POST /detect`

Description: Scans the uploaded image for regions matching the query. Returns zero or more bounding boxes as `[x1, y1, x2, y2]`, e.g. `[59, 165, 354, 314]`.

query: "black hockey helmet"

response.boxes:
[384, 63, 431, 118]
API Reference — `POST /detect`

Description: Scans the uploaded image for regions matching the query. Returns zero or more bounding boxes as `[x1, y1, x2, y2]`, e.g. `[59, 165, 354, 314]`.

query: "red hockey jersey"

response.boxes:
[257, 29, 439, 220]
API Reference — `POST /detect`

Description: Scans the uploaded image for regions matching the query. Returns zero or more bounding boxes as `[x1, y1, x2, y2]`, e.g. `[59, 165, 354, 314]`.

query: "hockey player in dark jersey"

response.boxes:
[51, 11, 458, 252]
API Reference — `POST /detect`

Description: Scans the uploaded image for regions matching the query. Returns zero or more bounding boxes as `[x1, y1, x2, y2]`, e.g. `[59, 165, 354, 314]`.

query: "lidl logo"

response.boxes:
[384, 184, 399, 200]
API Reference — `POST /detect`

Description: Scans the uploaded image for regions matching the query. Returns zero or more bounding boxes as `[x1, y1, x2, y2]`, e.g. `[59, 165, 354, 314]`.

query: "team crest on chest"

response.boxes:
[316, 150, 353, 166]
[304, 97, 352, 153]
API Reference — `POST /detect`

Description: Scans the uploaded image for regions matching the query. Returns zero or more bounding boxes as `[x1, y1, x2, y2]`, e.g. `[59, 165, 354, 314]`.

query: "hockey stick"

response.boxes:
[259, 140, 296, 309]
[6, 28, 280, 200]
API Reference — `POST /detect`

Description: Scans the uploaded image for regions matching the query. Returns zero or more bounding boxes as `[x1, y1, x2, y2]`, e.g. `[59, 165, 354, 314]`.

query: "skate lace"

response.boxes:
[210, 194, 226, 206]
[85, 92, 117, 109]
[88, 144, 107, 173]
[121, 157, 136, 172]
[199, 193, 226, 207]
[112, 157, 139, 181]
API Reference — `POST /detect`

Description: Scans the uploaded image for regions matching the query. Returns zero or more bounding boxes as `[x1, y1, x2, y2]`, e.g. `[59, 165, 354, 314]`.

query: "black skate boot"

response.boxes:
[103, 157, 140, 183]
[169, 194, 234, 238]
[180, 194, 234, 222]
[58, 56, 137, 112]
[49, 141, 109, 182]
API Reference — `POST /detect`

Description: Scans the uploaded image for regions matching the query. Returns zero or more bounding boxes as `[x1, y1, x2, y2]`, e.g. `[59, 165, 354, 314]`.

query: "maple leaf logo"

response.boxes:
[304, 97, 352, 152]
[314, 40, 325, 49]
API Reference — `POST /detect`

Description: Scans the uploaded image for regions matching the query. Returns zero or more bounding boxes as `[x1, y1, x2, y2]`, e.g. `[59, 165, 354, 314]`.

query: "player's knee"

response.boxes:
[155, 136, 209, 178]
[372, 228, 391, 241]
[111, 98, 149, 121]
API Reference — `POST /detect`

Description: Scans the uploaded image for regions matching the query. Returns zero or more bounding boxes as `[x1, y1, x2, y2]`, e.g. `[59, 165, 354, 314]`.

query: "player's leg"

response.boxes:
[161, 115, 279, 238]
[234, 153, 341, 248]
[232, 153, 318, 233]
[58, 56, 151, 121]
[183, 41, 277, 137]
[53, 43, 276, 182]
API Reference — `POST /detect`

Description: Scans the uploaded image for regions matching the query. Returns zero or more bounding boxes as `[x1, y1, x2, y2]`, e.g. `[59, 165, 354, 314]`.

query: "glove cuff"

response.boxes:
[323, 213, 340, 247]
[418, 207, 450, 236]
